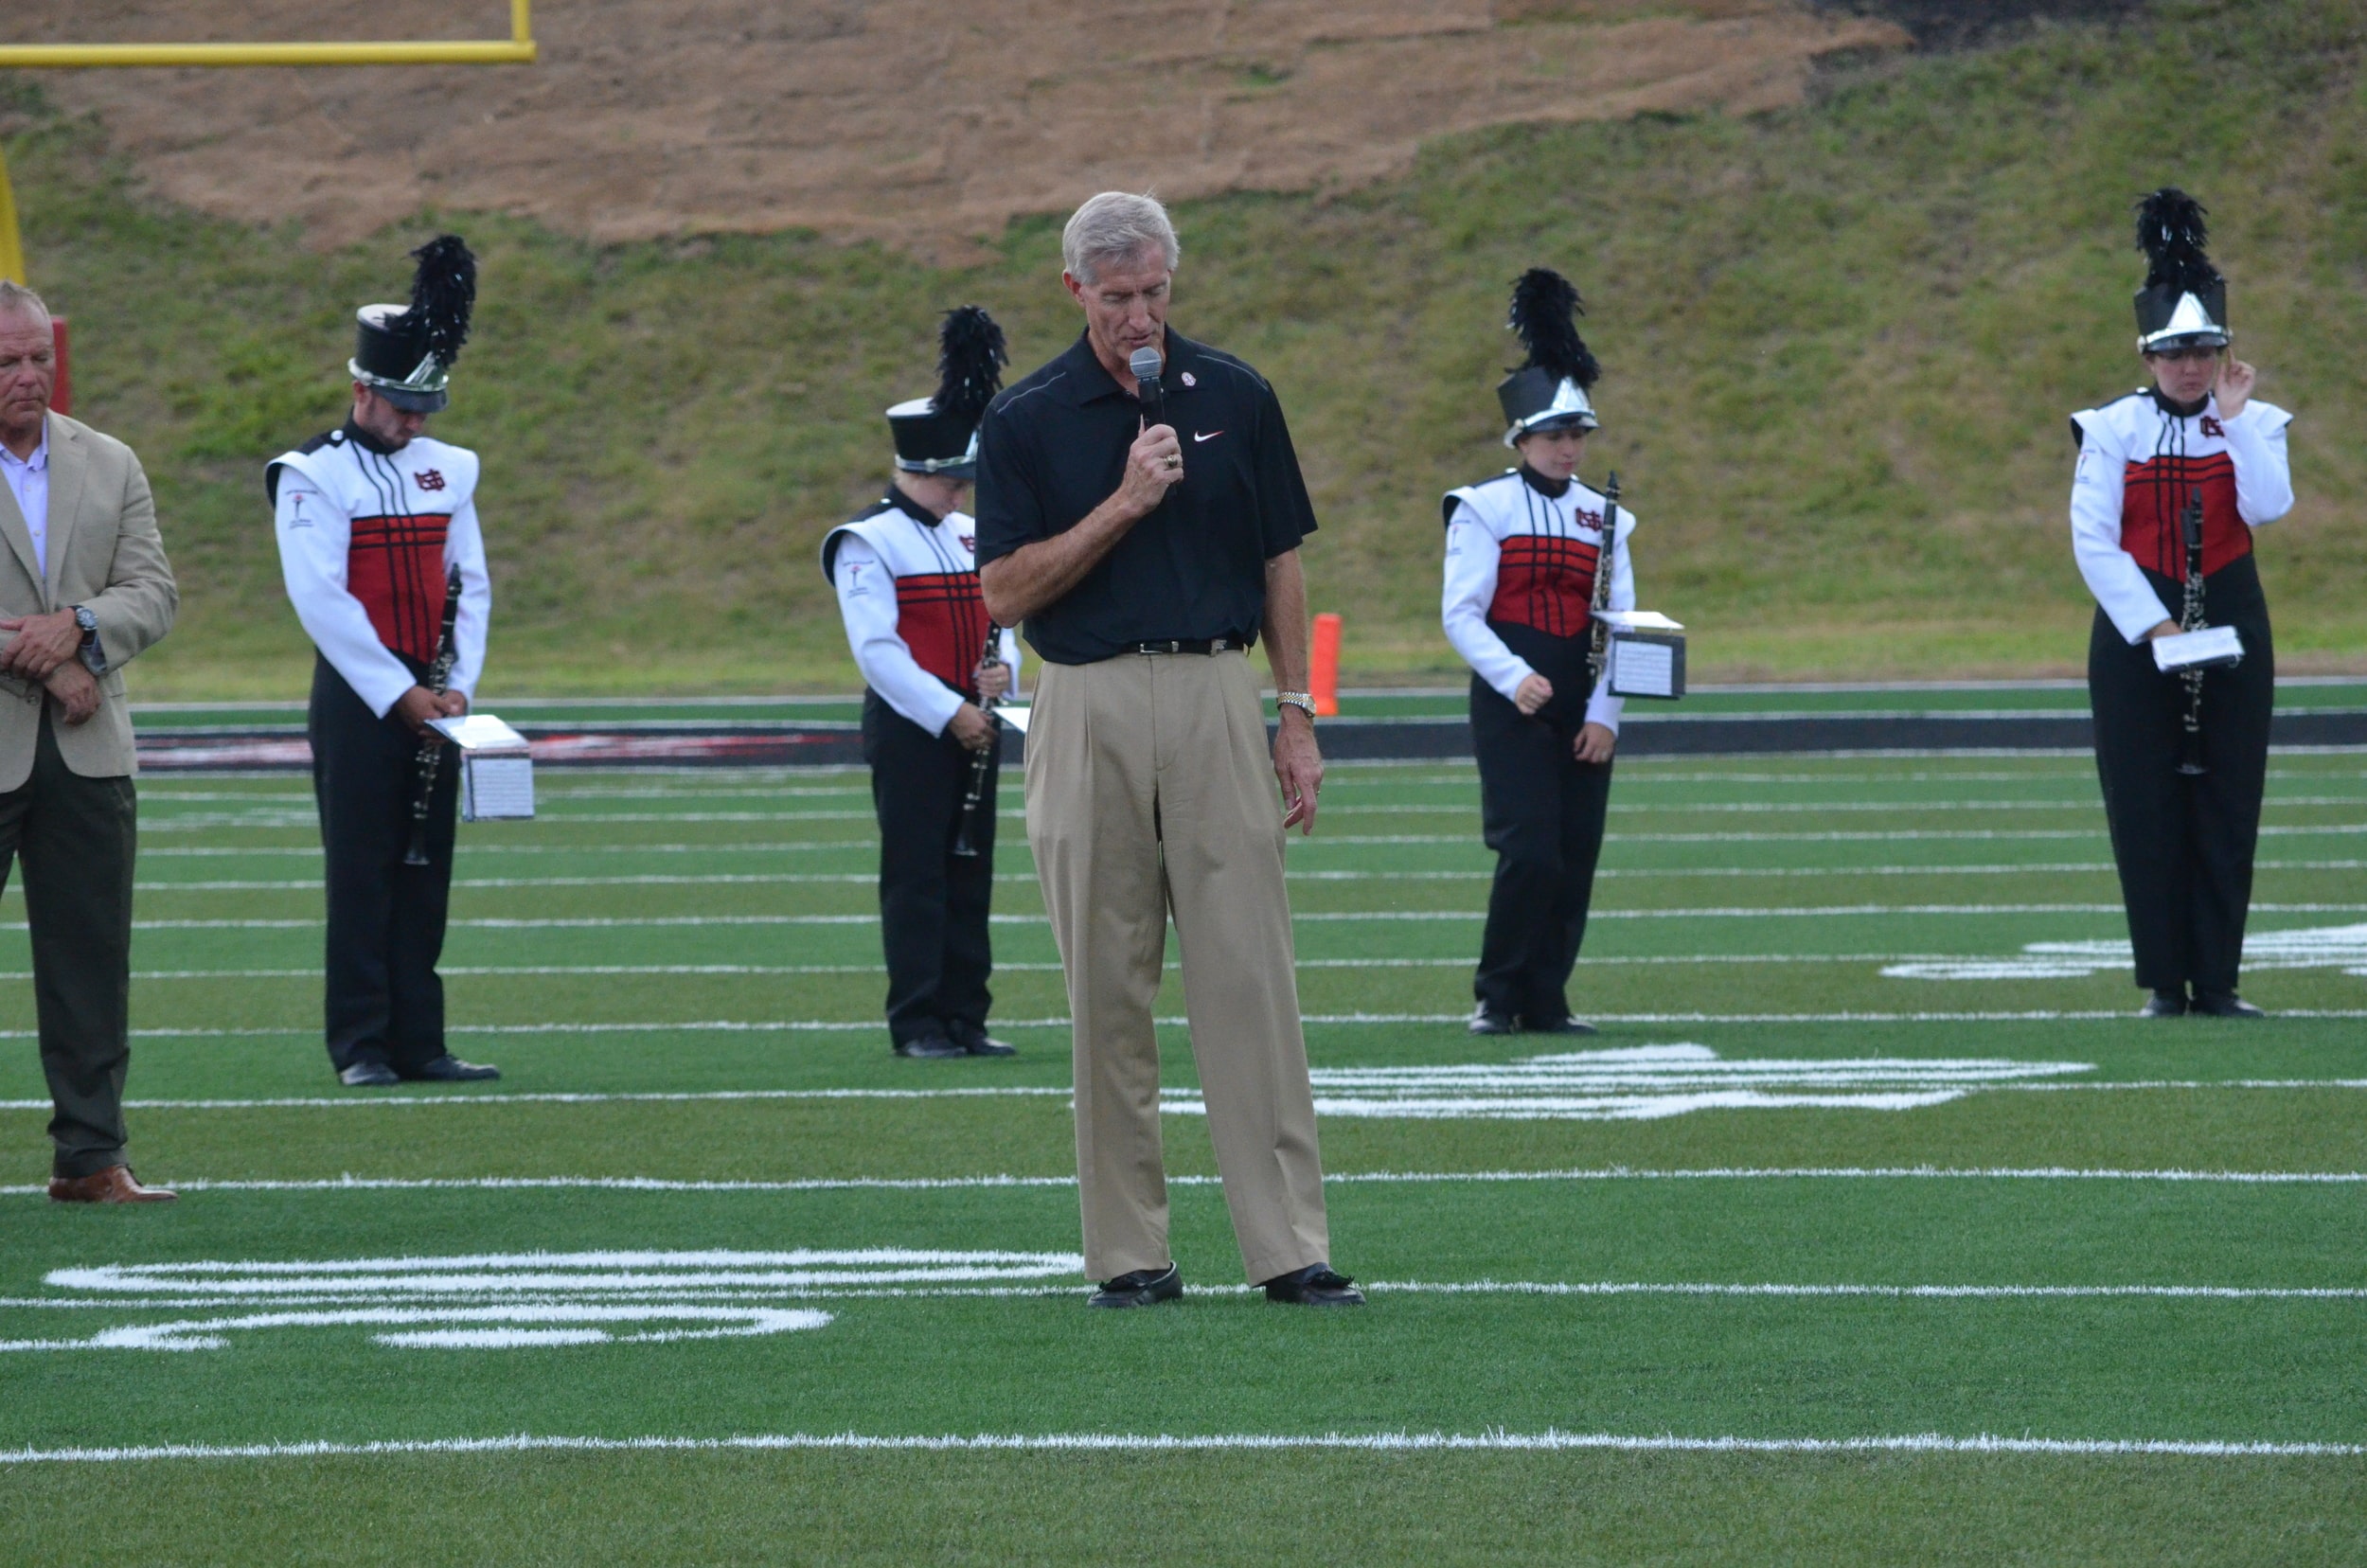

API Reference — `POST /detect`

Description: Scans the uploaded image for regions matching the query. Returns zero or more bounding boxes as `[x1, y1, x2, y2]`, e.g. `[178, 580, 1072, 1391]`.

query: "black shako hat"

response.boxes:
[2133, 188, 2230, 353]
[1497, 267, 1601, 446]
[887, 306, 1008, 478]
[349, 235, 477, 413]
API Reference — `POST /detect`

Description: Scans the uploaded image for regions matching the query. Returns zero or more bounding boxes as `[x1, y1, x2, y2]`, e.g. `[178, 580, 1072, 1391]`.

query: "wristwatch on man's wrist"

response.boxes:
[71, 606, 106, 675]
[1275, 690, 1317, 721]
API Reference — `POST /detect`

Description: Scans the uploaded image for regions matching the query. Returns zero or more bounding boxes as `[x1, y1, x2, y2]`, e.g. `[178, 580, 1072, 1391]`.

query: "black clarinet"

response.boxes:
[2173, 486, 2209, 778]
[1585, 471, 1623, 693]
[950, 623, 1005, 859]
[402, 564, 467, 866]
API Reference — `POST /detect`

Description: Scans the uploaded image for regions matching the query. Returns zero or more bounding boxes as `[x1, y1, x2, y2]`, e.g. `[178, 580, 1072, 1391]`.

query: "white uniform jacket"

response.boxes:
[1441, 469, 1634, 734]
[267, 427, 491, 719]
[821, 492, 1020, 738]
[2068, 389, 2292, 644]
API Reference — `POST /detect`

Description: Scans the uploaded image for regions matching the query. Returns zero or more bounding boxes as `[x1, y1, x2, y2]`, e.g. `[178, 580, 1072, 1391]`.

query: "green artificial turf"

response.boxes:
[5, 0, 2366, 695]
[5, 1451, 2361, 1568]
[0, 750, 2361, 1560]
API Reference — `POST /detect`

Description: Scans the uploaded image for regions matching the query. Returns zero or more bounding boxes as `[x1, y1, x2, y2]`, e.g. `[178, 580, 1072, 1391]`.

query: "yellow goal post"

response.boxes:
[0, 0, 535, 70]
[0, 0, 537, 284]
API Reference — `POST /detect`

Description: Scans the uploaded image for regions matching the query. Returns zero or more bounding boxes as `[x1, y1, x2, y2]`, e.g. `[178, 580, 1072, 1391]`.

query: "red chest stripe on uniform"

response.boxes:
[1487, 534, 1601, 638]
[894, 572, 989, 694]
[2119, 453, 2251, 578]
[347, 513, 452, 665]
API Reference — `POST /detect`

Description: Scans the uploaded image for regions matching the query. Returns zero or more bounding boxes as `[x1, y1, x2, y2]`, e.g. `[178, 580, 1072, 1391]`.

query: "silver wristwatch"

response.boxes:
[1275, 690, 1317, 720]
[72, 605, 105, 674]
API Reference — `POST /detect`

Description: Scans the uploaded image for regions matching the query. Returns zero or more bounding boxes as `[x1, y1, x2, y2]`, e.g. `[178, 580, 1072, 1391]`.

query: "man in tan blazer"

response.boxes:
[0, 281, 179, 1203]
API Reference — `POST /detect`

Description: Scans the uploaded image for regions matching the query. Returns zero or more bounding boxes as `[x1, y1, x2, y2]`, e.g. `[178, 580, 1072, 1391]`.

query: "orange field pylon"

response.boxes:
[1310, 612, 1342, 717]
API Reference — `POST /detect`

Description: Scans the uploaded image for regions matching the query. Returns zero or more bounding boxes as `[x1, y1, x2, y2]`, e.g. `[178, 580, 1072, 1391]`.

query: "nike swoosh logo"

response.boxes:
[1194, 430, 1223, 442]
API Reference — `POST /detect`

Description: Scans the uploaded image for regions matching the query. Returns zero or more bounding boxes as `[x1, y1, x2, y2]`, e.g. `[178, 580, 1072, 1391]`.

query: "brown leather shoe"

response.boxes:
[48, 1166, 177, 1203]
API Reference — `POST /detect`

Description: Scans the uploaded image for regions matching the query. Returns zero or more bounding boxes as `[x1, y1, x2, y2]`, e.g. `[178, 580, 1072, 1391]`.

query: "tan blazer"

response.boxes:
[0, 414, 178, 788]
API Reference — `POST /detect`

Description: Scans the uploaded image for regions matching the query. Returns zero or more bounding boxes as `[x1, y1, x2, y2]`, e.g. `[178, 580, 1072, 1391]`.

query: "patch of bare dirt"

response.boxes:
[15, 1, 1907, 253]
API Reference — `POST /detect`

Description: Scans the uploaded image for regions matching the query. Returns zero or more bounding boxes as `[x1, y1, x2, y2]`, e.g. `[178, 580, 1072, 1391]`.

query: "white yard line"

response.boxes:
[140, 842, 879, 859]
[0, 955, 2011, 981]
[132, 797, 2366, 829]
[73, 861, 2367, 893]
[3, 1008, 2362, 1044]
[123, 825, 2367, 856]
[4, 1165, 2359, 1192]
[0, 1431, 2357, 1464]
[7, 1279, 2360, 1312]
[6, 1078, 2364, 1114]
[38, 903, 2356, 930]
[1307, 826, 2358, 846]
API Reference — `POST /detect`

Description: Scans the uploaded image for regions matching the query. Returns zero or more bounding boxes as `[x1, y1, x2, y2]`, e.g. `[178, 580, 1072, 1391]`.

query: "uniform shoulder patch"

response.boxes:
[1441, 469, 1522, 527]
[265, 429, 344, 503]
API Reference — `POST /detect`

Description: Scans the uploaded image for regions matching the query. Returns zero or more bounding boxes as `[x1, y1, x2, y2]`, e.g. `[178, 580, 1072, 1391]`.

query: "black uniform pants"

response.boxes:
[0, 713, 138, 1178]
[2088, 558, 2273, 998]
[311, 654, 461, 1074]
[863, 691, 996, 1045]
[1470, 674, 1613, 1025]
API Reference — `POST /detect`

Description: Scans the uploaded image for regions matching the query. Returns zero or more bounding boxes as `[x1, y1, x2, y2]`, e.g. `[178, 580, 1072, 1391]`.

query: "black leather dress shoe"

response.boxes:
[1524, 1015, 1598, 1036]
[1088, 1263, 1184, 1309]
[403, 1055, 502, 1082]
[2138, 990, 2188, 1019]
[339, 1060, 400, 1087]
[1260, 1263, 1365, 1307]
[1468, 1004, 1518, 1036]
[2191, 991, 2267, 1019]
[949, 1023, 1017, 1058]
[894, 1033, 967, 1060]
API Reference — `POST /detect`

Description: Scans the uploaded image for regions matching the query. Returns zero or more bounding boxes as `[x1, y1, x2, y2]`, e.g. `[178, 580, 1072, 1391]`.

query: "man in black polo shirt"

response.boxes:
[976, 190, 1359, 1310]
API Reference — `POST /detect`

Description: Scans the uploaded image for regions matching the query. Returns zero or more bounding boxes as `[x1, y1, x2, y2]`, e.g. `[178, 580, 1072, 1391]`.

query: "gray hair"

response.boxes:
[0, 280, 50, 324]
[1061, 192, 1180, 284]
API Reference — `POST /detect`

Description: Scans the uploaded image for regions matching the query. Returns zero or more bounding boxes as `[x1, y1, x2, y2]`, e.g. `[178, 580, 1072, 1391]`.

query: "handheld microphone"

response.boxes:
[1128, 346, 1165, 428]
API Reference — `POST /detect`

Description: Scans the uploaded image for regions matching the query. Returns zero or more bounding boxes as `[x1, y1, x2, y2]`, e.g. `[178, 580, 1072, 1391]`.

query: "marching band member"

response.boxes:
[2071, 189, 2292, 1019]
[1442, 269, 1634, 1037]
[269, 238, 497, 1086]
[823, 308, 1023, 1059]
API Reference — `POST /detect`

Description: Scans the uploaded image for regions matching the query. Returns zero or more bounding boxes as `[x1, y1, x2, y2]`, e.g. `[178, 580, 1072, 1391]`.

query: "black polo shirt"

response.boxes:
[972, 328, 1318, 666]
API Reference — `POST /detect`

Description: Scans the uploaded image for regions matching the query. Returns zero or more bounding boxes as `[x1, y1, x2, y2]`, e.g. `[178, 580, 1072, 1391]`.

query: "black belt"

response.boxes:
[1129, 636, 1252, 655]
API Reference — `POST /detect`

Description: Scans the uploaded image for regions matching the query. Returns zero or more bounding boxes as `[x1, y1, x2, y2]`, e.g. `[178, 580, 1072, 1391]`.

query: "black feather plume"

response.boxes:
[1506, 267, 1599, 390]
[933, 305, 1008, 425]
[2134, 188, 2219, 297]
[406, 234, 477, 367]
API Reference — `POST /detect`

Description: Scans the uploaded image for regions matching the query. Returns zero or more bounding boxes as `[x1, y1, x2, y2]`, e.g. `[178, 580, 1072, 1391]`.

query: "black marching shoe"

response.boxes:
[1524, 1015, 1598, 1037]
[404, 1055, 501, 1082]
[948, 1022, 1017, 1058]
[1260, 1263, 1365, 1307]
[1088, 1263, 1184, 1309]
[2191, 990, 2267, 1019]
[1468, 1004, 1518, 1037]
[338, 1060, 400, 1088]
[2138, 989, 2189, 1019]
[894, 1033, 967, 1060]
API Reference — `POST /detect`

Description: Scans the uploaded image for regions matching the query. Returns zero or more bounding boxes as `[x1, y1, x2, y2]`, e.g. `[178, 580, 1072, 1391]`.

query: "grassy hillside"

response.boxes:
[3, 0, 2362, 697]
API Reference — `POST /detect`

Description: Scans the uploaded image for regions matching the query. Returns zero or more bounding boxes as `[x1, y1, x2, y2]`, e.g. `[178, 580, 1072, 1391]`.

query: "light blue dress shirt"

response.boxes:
[0, 419, 50, 579]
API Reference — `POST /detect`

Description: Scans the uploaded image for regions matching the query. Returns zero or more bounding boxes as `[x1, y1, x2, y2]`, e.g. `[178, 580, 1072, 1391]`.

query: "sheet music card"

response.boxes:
[427, 714, 536, 822]
[1599, 611, 1687, 701]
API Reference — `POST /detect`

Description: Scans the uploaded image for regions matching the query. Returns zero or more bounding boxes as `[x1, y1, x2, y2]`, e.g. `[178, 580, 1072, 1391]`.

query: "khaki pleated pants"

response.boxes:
[1024, 649, 1330, 1284]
